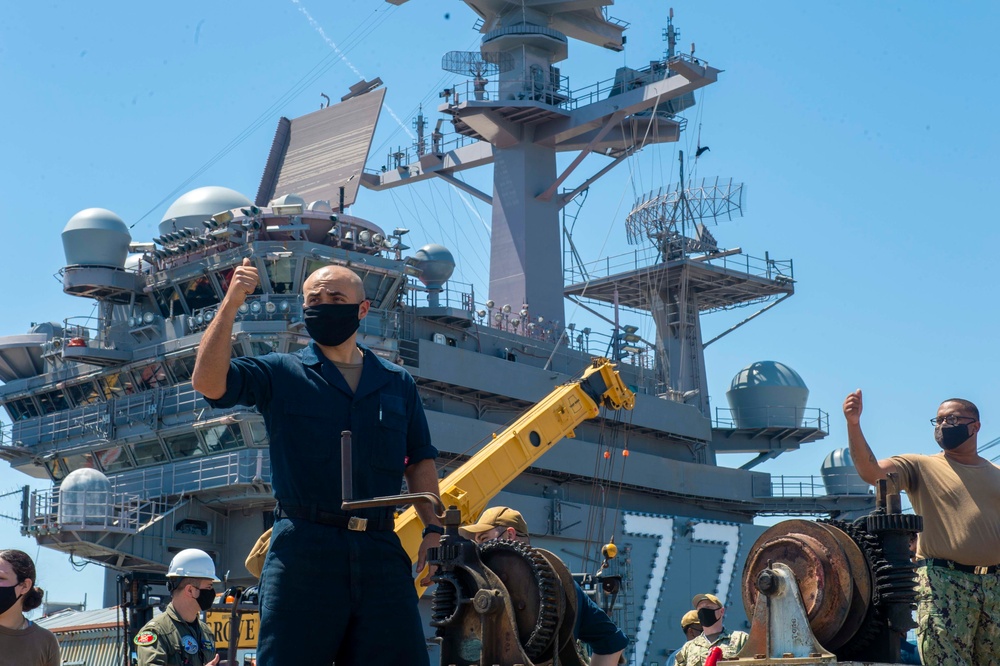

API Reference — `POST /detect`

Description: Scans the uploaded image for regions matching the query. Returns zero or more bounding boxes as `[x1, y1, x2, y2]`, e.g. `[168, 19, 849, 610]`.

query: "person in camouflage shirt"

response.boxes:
[673, 594, 747, 666]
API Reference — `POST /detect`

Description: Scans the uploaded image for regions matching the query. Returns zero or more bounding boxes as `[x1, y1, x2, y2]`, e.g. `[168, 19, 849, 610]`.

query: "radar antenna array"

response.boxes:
[441, 51, 514, 78]
[625, 151, 744, 261]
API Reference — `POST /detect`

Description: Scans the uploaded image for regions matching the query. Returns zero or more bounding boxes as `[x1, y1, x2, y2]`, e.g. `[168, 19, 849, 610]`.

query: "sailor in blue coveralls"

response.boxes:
[193, 260, 442, 665]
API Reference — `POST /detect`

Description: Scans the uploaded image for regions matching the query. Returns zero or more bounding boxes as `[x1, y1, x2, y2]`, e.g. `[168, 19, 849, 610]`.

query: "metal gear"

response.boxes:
[479, 539, 561, 660]
[819, 517, 891, 660]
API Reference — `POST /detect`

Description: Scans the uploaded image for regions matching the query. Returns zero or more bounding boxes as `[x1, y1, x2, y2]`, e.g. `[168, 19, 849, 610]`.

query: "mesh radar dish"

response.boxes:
[441, 51, 514, 78]
[625, 151, 744, 260]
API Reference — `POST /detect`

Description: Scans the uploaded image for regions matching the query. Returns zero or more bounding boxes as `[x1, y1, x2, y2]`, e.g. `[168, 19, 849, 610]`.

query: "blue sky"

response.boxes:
[1, 1, 998, 610]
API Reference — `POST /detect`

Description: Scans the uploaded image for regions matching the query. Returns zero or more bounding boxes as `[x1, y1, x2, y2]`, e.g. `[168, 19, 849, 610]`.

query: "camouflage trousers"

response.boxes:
[916, 565, 1000, 666]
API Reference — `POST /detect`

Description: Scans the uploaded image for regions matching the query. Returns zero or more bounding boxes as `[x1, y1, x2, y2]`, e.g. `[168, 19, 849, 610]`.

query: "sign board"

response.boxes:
[205, 610, 260, 650]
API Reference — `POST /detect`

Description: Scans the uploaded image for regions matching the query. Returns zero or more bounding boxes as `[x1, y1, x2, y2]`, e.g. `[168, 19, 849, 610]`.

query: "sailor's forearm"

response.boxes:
[192, 298, 240, 399]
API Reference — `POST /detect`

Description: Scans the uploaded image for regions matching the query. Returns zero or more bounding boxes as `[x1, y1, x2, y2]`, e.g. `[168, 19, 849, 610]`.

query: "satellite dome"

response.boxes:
[57, 467, 113, 526]
[159, 186, 252, 236]
[726, 361, 809, 428]
[413, 244, 456, 290]
[820, 447, 870, 496]
[62, 208, 132, 268]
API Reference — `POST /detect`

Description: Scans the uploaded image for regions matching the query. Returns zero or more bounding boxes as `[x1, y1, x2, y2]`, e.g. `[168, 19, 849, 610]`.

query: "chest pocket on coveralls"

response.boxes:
[283, 399, 335, 460]
[373, 393, 407, 474]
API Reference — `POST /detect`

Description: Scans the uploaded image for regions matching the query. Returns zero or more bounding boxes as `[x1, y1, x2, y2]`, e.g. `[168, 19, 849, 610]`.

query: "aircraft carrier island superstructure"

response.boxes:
[0, 2, 876, 663]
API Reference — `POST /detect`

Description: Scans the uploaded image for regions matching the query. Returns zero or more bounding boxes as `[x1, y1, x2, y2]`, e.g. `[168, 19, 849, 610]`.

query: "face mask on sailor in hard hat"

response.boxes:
[194, 586, 216, 612]
[934, 424, 971, 450]
[303, 304, 361, 347]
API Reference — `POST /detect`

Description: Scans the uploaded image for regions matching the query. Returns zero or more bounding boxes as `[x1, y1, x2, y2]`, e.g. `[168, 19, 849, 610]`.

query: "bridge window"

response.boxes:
[4, 398, 39, 422]
[48, 453, 96, 481]
[65, 381, 103, 407]
[36, 390, 70, 415]
[167, 355, 197, 382]
[153, 286, 182, 318]
[133, 362, 169, 391]
[164, 432, 203, 459]
[266, 256, 296, 294]
[201, 424, 245, 453]
[304, 259, 331, 283]
[179, 275, 219, 311]
[95, 446, 133, 472]
[131, 440, 167, 466]
[101, 372, 136, 399]
[246, 420, 268, 448]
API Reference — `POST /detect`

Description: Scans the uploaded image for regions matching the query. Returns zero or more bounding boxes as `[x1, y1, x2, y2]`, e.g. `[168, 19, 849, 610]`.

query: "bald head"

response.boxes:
[303, 266, 366, 305]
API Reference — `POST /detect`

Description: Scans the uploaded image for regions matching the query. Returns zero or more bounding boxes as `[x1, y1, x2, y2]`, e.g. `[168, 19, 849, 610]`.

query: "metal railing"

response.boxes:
[764, 473, 872, 499]
[713, 406, 829, 432]
[8, 403, 111, 448]
[24, 486, 144, 536]
[24, 450, 272, 536]
[108, 449, 271, 499]
[565, 246, 794, 287]
[445, 75, 574, 109]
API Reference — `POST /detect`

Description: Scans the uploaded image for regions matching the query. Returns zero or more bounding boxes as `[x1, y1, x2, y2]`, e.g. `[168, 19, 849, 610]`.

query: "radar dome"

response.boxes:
[820, 447, 870, 496]
[413, 244, 456, 290]
[270, 193, 306, 210]
[61, 208, 131, 268]
[159, 186, 252, 236]
[57, 467, 113, 526]
[725, 361, 809, 428]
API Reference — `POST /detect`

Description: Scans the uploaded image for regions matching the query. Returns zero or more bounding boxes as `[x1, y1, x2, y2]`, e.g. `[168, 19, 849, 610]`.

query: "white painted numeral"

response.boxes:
[690, 522, 741, 606]
[623, 513, 674, 666]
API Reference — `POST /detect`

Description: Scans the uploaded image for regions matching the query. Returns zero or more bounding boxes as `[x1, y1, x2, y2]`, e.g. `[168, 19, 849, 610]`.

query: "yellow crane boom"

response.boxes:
[395, 358, 635, 594]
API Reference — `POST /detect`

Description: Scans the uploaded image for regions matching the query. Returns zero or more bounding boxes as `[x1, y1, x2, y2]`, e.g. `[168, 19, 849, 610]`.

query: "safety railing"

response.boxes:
[107, 449, 271, 500]
[763, 473, 872, 499]
[713, 406, 829, 432]
[565, 247, 794, 287]
[8, 403, 111, 448]
[24, 486, 144, 536]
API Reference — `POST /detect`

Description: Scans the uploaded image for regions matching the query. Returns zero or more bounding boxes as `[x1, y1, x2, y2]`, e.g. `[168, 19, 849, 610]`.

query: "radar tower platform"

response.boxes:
[363, 0, 719, 326]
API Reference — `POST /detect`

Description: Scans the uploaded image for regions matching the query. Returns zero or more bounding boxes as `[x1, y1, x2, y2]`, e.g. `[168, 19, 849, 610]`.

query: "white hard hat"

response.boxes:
[167, 549, 221, 582]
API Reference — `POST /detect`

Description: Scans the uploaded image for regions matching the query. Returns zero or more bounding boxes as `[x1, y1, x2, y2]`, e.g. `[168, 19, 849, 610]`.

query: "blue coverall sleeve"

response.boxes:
[202, 355, 276, 411]
[403, 371, 437, 465]
[574, 583, 629, 655]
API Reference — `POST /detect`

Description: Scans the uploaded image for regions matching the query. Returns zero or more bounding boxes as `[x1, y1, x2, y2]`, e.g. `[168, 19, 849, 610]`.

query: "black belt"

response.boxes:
[275, 504, 395, 531]
[917, 558, 1000, 574]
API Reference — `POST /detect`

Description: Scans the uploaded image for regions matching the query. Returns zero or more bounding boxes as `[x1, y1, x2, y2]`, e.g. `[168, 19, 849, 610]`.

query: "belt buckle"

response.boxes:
[975, 565, 988, 575]
[347, 516, 368, 531]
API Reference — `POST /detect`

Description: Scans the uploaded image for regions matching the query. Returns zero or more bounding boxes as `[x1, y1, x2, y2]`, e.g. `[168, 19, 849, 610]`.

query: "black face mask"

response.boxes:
[303, 303, 361, 347]
[697, 607, 720, 628]
[935, 424, 971, 450]
[0, 585, 22, 615]
[195, 587, 216, 612]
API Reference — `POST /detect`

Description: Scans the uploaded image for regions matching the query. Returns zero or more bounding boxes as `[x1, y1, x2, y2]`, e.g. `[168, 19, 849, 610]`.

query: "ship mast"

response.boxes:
[363, 0, 719, 325]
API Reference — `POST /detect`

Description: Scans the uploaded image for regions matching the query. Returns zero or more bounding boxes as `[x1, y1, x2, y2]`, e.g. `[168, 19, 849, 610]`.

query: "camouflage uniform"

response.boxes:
[674, 629, 748, 666]
[134, 603, 217, 666]
[916, 564, 1000, 666]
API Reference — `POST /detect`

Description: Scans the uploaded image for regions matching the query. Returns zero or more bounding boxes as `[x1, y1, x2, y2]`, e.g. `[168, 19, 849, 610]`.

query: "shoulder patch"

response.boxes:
[134, 630, 158, 646]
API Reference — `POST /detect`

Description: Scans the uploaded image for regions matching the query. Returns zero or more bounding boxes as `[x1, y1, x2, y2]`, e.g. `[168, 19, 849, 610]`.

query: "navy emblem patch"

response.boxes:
[181, 634, 199, 654]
